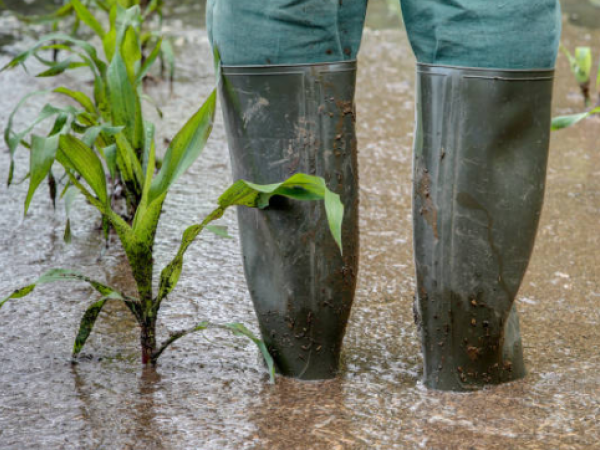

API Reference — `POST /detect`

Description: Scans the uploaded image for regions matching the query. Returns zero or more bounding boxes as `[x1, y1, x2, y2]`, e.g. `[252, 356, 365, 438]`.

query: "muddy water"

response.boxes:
[0, 3, 599, 450]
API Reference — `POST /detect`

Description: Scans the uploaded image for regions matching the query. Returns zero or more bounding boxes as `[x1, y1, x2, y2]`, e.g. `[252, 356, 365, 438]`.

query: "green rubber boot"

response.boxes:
[412, 64, 555, 391]
[220, 61, 360, 380]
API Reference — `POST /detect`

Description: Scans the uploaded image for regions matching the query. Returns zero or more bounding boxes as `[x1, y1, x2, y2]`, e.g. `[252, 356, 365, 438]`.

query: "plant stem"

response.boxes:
[140, 319, 157, 365]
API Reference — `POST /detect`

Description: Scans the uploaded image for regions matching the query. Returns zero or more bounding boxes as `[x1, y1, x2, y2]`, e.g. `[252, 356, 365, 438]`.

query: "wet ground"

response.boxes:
[0, 2, 599, 449]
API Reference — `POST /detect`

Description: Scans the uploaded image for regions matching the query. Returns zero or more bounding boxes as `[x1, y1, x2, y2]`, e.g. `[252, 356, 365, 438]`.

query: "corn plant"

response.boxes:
[0, 75, 344, 385]
[11, 0, 173, 81]
[3, 4, 164, 232]
[560, 44, 599, 107]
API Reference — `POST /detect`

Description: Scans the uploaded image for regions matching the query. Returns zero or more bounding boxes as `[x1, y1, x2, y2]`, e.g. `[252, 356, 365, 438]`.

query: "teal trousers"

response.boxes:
[207, 0, 561, 68]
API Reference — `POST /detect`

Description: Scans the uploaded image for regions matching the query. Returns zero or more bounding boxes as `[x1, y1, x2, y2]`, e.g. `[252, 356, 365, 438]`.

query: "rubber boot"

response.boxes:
[412, 64, 555, 391]
[220, 61, 360, 380]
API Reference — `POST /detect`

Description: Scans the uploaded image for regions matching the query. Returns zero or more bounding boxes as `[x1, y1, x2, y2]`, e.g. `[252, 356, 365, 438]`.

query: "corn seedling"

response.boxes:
[560, 44, 593, 107]
[3, 4, 164, 234]
[11, 0, 173, 82]
[1, 41, 345, 384]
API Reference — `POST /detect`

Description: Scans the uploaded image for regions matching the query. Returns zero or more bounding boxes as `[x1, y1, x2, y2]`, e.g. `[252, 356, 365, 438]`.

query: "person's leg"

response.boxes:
[207, 0, 365, 65]
[401, 0, 561, 391]
[207, 0, 368, 380]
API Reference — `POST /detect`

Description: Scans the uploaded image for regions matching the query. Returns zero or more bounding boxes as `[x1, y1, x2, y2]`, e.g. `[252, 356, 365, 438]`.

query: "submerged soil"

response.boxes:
[0, 2, 598, 449]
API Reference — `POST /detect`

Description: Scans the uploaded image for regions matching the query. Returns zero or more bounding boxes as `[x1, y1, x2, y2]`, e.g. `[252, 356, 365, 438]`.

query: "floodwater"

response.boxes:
[0, 1, 599, 449]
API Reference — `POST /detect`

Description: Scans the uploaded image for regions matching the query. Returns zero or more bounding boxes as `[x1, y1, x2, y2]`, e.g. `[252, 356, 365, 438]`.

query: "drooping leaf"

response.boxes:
[218, 173, 344, 252]
[12, 2, 74, 25]
[24, 134, 60, 215]
[1, 33, 107, 77]
[150, 321, 275, 384]
[36, 56, 87, 77]
[5, 90, 51, 158]
[5, 94, 76, 185]
[552, 106, 600, 131]
[53, 87, 96, 114]
[0, 268, 129, 310]
[151, 321, 209, 363]
[73, 298, 109, 355]
[222, 323, 275, 384]
[82, 124, 123, 148]
[140, 94, 163, 119]
[156, 173, 344, 304]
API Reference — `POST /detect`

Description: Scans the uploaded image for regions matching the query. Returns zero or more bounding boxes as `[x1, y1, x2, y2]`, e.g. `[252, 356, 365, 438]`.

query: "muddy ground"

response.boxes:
[0, 1, 598, 449]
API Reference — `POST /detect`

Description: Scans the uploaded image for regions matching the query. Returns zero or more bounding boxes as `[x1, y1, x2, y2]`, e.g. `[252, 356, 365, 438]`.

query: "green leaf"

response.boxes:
[148, 89, 216, 204]
[574, 47, 592, 85]
[104, 144, 118, 179]
[71, 0, 106, 38]
[161, 37, 175, 84]
[140, 94, 163, 119]
[156, 173, 344, 304]
[57, 135, 108, 206]
[132, 126, 156, 230]
[205, 225, 232, 239]
[53, 87, 96, 114]
[12, 2, 74, 24]
[0, 269, 128, 310]
[4, 93, 76, 186]
[151, 321, 209, 363]
[73, 298, 108, 355]
[24, 134, 60, 215]
[217, 173, 344, 252]
[156, 207, 224, 302]
[114, 133, 143, 192]
[222, 323, 275, 384]
[136, 37, 162, 84]
[82, 124, 123, 148]
[107, 46, 144, 150]
[36, 57, 87, 77]
[552, 106, 600, 131]
[121, 25, 142, 84]
[5, 90, 51, 158]
[1, 33, 107, 77]
[64, 186, 79, 243]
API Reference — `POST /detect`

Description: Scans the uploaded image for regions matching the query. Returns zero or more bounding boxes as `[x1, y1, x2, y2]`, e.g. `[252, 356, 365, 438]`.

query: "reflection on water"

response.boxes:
[0, 1, 599, 449]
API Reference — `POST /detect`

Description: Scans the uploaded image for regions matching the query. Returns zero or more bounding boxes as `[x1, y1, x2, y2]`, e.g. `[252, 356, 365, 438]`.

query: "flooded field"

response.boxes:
[0, 1, 598, 449]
